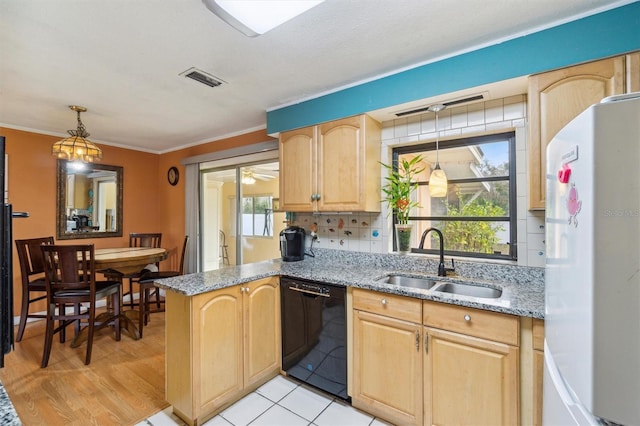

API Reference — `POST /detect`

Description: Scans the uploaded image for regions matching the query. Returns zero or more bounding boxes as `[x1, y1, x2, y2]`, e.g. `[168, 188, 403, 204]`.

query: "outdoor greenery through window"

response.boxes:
[394, 132, 517, 260]
[242, 195, 274, 237]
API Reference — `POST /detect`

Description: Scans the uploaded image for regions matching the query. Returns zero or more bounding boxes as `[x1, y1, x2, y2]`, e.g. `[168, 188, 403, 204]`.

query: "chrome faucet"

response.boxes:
[418, 227, 454, 277]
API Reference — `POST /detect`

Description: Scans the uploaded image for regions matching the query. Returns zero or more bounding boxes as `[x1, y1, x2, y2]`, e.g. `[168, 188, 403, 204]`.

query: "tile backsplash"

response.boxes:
[293, 213, 389, 254]
[291, 95, 546, 268]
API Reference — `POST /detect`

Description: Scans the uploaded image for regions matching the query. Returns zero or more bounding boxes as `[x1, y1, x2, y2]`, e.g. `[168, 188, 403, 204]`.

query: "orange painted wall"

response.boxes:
[156, 129, 275, 270]
[2, 125, 273, 315]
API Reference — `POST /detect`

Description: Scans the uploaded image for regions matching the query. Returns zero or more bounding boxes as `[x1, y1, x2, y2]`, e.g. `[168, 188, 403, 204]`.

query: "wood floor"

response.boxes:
[0, 311, 169, 426]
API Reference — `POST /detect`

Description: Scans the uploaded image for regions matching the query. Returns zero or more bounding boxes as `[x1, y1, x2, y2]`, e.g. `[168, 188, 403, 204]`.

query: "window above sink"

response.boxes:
[391, 132, 517, 261]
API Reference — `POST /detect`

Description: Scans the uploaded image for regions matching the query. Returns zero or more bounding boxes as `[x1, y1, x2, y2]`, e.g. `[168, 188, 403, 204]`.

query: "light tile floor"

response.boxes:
[136, 375, 393, 426]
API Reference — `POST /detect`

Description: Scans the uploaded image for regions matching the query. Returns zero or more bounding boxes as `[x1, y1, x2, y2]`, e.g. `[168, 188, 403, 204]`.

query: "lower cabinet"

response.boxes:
[165, 277, 280, 426]
[532, 319, 545, 426]
[424, 327, 519, 425]
[352, 288, 521, 426]
[352, 289, 423, 425]
[423, 301, 520, 426]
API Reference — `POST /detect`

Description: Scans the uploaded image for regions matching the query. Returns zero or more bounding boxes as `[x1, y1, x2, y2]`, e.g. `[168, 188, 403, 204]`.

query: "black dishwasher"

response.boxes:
[281, 277, 348, 400]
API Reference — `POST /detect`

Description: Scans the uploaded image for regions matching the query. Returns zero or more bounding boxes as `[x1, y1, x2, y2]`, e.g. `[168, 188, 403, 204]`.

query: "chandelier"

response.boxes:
[52, 105, 103, 163]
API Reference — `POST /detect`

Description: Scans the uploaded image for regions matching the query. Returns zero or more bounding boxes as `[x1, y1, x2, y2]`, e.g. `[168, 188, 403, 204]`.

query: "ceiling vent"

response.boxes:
[395, 94, 485, 117]
[180, 67, 225, 88]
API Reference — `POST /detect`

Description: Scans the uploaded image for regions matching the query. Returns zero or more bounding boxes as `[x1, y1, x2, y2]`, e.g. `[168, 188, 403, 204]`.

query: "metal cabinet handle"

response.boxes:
[464, 314, 471, 322]
[381, 298, 387, 306]
[288, 286, 329, 298]
[415, 331, 420, 352]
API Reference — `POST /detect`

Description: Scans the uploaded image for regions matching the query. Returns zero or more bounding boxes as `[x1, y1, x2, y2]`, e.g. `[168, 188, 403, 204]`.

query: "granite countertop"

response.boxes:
[0, 381, 20, 426]
[156, 249, 544, 319]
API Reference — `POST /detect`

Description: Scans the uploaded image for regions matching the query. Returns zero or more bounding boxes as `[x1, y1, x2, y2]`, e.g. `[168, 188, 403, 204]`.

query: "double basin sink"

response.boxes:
[378, 274, 502, 299]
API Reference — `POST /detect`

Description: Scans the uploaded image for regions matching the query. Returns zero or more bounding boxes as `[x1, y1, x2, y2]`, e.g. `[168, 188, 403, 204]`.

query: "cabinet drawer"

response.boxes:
[423, 301, 519, 346]
[353, 288, 421, 323]
[533, 319, 545, 351]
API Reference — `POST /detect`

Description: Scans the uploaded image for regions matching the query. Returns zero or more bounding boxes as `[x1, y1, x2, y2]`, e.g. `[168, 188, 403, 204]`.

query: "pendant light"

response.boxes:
[52, 105, 103, 163]
[428, 104, 448, 197]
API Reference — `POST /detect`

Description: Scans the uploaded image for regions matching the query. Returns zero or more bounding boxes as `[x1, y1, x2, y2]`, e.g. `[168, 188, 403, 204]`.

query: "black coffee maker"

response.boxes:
[279, 226, 305, 262]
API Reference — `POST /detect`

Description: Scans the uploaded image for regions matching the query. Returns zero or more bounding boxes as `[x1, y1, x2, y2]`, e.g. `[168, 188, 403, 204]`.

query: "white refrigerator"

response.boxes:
[544, 93, 640, 425]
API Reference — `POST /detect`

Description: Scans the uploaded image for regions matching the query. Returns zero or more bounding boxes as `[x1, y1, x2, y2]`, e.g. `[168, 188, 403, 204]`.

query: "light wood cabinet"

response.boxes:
[532, 319, 545, 426]
[352, 289, 423, 425]
[528, 56, 626, 210]
[423, 301, 520, 426]
[165, 277, 280, 426]
[351, 291, 521, 426]
[279, 114, 381, 212]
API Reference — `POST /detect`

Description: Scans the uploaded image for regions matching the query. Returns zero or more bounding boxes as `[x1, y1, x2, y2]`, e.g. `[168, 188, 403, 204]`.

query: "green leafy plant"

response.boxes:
[442, 195, 506, 254]
[380, 155, 425, 224]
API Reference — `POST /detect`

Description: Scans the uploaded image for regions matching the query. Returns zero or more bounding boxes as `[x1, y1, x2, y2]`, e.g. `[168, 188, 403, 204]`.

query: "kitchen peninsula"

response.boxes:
[156, 249, 544, 426]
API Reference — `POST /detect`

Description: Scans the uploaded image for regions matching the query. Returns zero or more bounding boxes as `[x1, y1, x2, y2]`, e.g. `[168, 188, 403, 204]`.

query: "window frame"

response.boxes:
[241, 194, 274, 238]
[393, 131, 517, 260]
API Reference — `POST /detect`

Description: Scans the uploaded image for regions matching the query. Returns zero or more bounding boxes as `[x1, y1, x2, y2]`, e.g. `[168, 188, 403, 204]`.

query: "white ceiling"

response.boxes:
[0, 0, 631, 154]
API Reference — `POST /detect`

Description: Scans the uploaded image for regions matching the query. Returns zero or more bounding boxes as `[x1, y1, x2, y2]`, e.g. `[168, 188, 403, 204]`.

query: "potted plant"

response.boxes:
[380, 155, 424, 253]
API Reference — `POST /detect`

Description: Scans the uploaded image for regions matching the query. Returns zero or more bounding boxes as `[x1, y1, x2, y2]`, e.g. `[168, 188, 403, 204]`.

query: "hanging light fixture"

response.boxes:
[52, 105, 103, 163]
[242, 170, 256, 185]
[428, 104, 448, 197]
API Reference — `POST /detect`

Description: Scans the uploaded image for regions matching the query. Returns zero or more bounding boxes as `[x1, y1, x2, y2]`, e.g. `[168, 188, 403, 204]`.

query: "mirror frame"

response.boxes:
[57, 159, 123, 240]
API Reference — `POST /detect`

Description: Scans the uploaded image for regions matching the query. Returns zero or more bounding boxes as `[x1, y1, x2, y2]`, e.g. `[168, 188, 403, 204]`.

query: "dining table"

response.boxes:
[70, 246, 168, 347]
[94, 247, 168, 275]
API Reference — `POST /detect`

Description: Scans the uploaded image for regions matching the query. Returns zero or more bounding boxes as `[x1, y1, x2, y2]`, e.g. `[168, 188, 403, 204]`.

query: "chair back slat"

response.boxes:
[129, 233, 162, 249]
[41, 244, 95, 292]
[179, 236, 189, 275]
[15, 237, 54, 278]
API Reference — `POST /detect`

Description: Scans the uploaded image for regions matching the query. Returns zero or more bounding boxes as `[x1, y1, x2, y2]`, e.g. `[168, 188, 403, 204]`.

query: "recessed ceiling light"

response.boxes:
[202, 0, 324, 37]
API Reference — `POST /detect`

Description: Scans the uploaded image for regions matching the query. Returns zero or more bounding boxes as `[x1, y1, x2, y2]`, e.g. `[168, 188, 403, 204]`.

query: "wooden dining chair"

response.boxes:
[40, 244, 122, 367]
[219, 230, 229, 265]
[103, 232, 162, 308]
[14, 236, 54, 342]
[136, 236, 189, 337]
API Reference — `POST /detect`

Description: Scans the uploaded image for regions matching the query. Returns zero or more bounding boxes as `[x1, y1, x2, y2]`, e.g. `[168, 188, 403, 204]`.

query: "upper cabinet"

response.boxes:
[279, 114, 381, 212]
[527, 55, 634, 210]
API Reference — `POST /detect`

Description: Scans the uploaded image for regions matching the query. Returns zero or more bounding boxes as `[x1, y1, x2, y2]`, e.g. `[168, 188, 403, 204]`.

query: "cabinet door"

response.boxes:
[279, 126, 316, 212]
[533, 349, 544, 426]
[317, 116, 366, 211]
[352, 310, 423, 426]
[532, 319, 544, 426]
[193, 287, 244, 415]
[628, 52, 640, 93]
[243, 278, 280, 388]
[528, 56, 625, 209]
[425, 327, 519, 426]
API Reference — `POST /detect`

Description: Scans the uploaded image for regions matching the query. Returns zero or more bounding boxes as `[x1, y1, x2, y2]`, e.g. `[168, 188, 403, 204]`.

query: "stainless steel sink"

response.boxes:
[378, 274, 439, 290]
[434, 282, 502, 299]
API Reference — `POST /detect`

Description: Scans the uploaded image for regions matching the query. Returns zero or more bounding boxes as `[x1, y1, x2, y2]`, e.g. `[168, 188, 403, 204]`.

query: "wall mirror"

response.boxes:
[57, 159, 123, 239]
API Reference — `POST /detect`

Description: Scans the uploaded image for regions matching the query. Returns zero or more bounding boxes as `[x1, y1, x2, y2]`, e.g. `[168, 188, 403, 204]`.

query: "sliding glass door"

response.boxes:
[200, 161, 284, 270]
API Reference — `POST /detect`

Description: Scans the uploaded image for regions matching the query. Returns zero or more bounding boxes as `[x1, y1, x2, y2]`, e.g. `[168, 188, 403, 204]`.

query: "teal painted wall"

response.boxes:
[267, 1, 640, 133]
